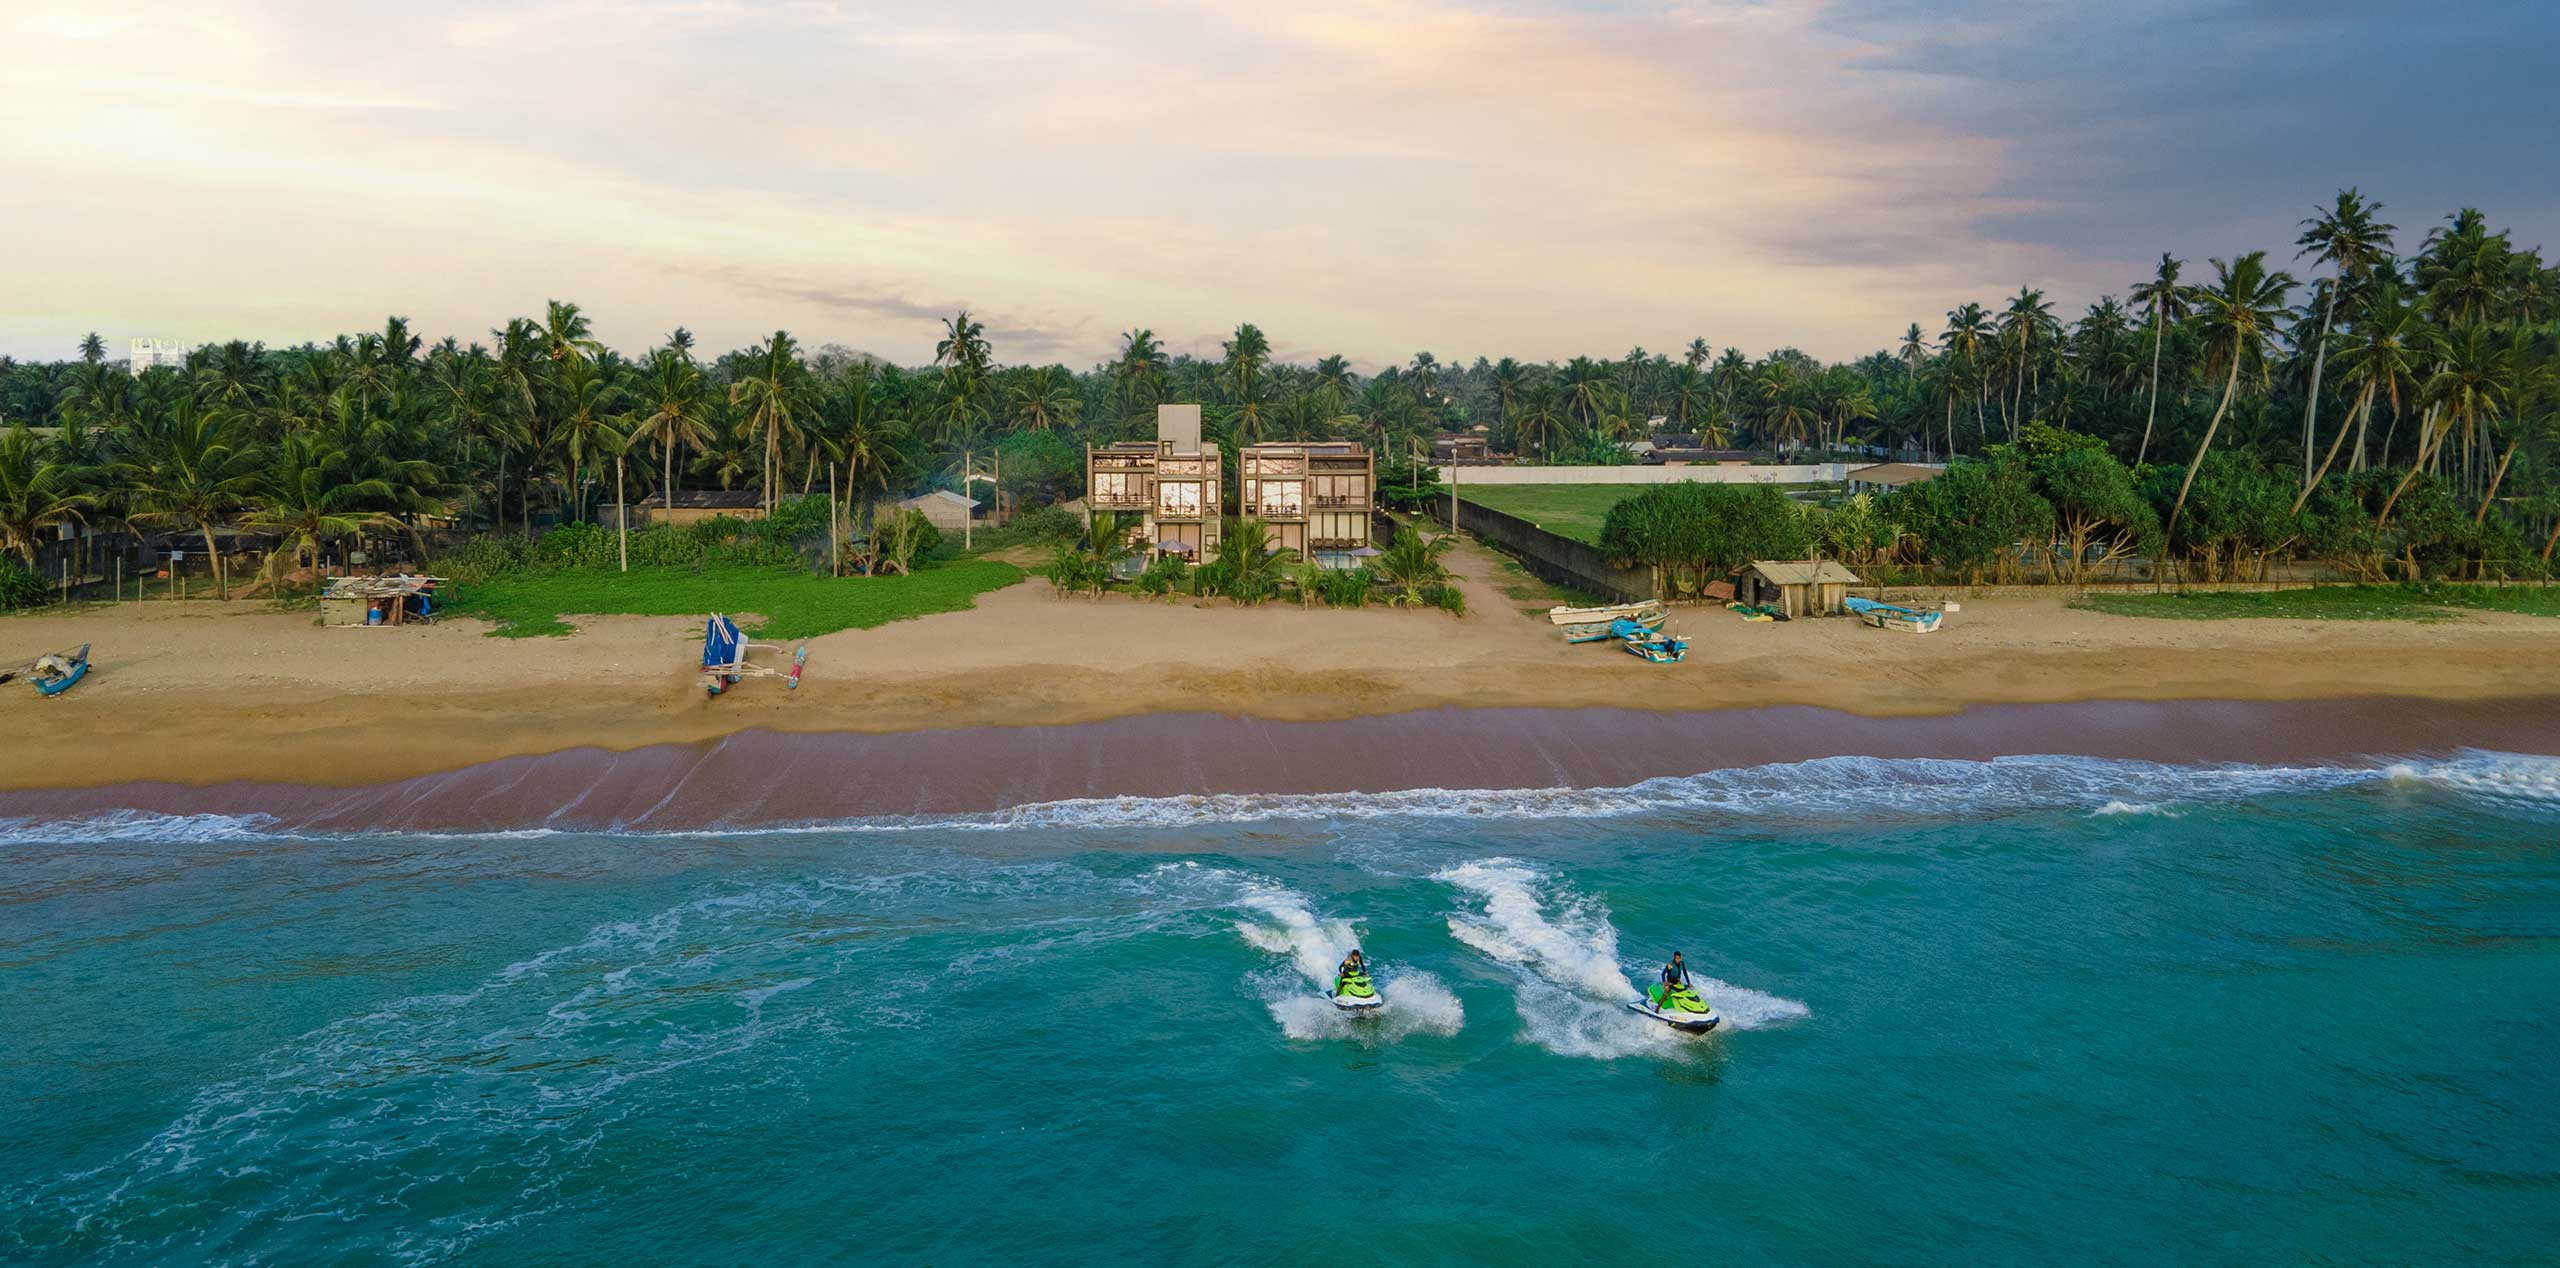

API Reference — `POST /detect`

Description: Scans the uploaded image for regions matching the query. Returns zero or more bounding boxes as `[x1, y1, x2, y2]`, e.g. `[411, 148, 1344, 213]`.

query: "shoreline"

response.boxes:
[5, 536, 2557, 796]
[7, 695, 2556, 833]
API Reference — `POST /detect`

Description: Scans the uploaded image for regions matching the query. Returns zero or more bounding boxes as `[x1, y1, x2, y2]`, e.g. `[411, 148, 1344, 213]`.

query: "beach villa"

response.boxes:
[1239, 440, 1375, 567]
[1087, 404, 1224, 562]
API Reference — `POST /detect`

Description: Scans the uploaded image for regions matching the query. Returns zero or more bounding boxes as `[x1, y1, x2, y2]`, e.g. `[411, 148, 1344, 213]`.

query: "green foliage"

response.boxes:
[1428, 581, 1468, 615]
[2146, 452, 2301, 579]
[2030, 446, 2159, 580]
[445, 559, 1025, 638]
[1217, 517, 1294, 604]
[1007, 505, 1083, 545]
[0, 557, 51, 611]
[1597, 482, 1810, 594]
[1135, 554, 1189, 599]
[1894, 459, 2055, 582]
[1041, 541, 1107, 596]
[1373, 524, 1455, 606]
[2073, 583, 2559, 622]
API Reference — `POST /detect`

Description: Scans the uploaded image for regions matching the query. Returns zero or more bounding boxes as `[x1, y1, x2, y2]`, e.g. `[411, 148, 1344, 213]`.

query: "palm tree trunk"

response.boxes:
[2475, 436, 2521, 525]
[2138, 306, 2165, 468]
[2293, 380, 2374, 516]
[201, 523, 228, 601]
[2541, 514, 2560, 566]
[2299, 288, 2336, 493]
[2377, 404, 2445, 526]
[2166, 353, 2245, 544]
[663, 435, 676, 519]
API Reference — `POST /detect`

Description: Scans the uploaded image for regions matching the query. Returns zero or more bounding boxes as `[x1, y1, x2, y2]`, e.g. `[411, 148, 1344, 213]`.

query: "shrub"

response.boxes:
[0, 558, 51, 611]
[1427, 581, 1467, 616]
[1599, 482, 1811, 594]
[1009, 505, 1084, 545]
[534, 521, 612, 569]
[1314, 565, 1372, 608]
[1136, 554, 1188, 599]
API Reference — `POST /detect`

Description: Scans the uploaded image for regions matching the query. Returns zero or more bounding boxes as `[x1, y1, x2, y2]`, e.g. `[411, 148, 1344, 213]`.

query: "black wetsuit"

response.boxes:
[1662, 963, 1689, 990]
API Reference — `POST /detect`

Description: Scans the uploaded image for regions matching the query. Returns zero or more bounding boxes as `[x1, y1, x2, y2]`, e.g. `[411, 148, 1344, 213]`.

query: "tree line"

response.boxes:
[2, 192, 2554, 600]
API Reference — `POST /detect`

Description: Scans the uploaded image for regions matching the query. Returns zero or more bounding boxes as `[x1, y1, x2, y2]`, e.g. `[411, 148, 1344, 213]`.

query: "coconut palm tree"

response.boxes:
[1685, 337, 1712, 370]
[730, 331, 811, 511]
[0, 424, 89, 564]
[1219, 516, 1295, 603]
[2128, 254, 2195, 467]
[243, 434, 399, 577]
[122, 402, 261, 599]
[1373, 523, 1454, 607]
[1997, 286, 2058, 434]
[2474, 328, 2552, 524]
[1939, 302, 1995, 447]
[2292, 189, 2397, 492]
[2380, 324, 2510, 524]
[1113, 328, 1168, 422]
[2299, 283, 2431, 513]
[2167, 251, 2298, 542]
[556, 358, 626, 521]
[631, 348, 713, 508]
[1312, 355, 1358, 414]
[541, 300, 602, 366]
[1008, 365, 1076, 433]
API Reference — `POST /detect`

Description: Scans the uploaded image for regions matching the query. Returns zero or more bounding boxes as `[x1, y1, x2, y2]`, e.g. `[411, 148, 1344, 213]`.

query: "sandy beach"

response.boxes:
[4, 538, 2556, 794]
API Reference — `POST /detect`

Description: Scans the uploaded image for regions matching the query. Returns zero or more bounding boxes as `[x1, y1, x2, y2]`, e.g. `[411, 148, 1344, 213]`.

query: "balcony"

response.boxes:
[1311, 494, 1369, 509]
[1090, 493, 1150, 510]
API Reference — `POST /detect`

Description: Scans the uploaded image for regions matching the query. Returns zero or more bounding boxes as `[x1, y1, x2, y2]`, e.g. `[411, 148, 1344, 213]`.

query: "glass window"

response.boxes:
[1159, 482, 1202, 516]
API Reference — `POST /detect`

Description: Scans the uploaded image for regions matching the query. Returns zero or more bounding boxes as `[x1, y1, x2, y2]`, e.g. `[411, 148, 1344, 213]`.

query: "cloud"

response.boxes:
[1, 0, 2551, 366]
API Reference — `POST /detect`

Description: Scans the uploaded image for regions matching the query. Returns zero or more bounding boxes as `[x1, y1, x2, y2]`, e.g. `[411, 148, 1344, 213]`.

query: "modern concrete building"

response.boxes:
[1085, 404, 1224, 562]
[1239, 440, 1374, 567]
[128, 338, 186, 377]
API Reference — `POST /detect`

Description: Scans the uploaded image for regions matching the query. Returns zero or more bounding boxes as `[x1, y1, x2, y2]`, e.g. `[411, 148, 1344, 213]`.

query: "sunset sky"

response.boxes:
[4, 0, 2553, 368]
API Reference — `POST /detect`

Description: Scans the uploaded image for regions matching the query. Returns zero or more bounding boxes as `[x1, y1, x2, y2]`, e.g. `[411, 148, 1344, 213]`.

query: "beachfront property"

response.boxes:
[1238, 440, 1375, 567]
[635, 489, 766, 528]
[1086, 404, 1224, 562]
[127, 337, 186, 377]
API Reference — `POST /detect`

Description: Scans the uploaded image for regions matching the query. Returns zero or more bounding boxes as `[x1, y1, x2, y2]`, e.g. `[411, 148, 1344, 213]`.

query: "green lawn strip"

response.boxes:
[447, 560, 1026, 638]
[2067, 583, 2558, 622]
[1457, 481, 1823, 546]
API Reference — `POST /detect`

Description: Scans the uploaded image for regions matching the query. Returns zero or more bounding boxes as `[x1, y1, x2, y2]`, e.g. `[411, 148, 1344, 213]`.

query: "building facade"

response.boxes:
[1086, 404, 1224, 562]
[129, 337, 186, 377]
[1238, 440, 1373, 566]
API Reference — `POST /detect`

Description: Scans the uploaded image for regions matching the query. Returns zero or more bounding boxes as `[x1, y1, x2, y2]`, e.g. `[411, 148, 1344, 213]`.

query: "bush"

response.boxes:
[1313, 565, 1373, 608]
[1136, 554, 1188, 599]
[1599, 482, 1810, 593]
[0, 558, 51, 611]
[533, 521, 612, 569]
[1427, 581, 1467, 616]
[1009, 505, 1084, 545]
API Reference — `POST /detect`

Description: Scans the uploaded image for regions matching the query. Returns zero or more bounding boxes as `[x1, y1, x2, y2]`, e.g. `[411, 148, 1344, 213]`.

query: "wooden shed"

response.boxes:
[321, 575, 448, 627]
[1738, 560, 1861, 618]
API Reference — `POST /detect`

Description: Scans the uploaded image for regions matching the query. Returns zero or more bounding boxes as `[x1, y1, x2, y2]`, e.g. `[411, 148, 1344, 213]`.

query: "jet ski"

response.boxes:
[1628, 980, 1719, 1032]
[1331, 967, 1384, 1013]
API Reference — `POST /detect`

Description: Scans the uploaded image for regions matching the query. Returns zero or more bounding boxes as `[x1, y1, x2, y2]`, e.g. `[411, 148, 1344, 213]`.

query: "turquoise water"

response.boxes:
[4, 752, 2557, 1266]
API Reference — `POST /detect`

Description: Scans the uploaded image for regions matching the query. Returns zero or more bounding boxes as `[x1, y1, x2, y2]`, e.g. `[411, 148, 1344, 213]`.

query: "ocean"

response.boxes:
[4, 748, 2556, 1266]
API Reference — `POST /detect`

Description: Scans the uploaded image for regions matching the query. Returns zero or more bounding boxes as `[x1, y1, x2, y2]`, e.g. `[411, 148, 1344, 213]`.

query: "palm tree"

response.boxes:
[78, 333, 106, 365]
[2474, 328, 2552, 524]
[2292, 189, 2396, 492]
[123, 403, 261, 599]
[1373, 523, 1454, 606]
[1515, 380, 1567, 460]
[0, 424, 89, 564]
[2299, 283, 2430, 513]
[2128, 254, 2195, 467]
[2380, 324, 2509, 524]
[1685, 337, 1712, 370]
[632, 348, 713, 508]
[1897, 323, 1929, 380]
[556, 358, 626, 521]
[729, 331, 811, 511]
[1221, 324, 1273, 443]
[1113, 329, 1168, 421]
[2167, 251, 2298, 542]
[1939, 302, 1995, 447]
[1998, 286, 2057, 434]
[1312, 355, 1358, 414]
[1559, 357, 1611, 433]
[541, 300, 603, 366]
[1008, 365, 1076, 432]
[242, 434, 399, 577]
[1220, 516, 1295, 603]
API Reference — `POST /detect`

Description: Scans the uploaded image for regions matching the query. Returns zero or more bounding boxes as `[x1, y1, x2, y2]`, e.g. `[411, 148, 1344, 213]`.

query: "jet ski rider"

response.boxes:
[1337, 949, 1368, 985]
[1661, 952, 1690, 993]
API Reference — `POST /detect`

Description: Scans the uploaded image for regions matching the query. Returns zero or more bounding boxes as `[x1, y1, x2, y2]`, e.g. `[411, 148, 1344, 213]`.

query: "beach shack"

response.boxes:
[1737, 560, 1860, 619]
[635, 490, 765, 528]
[898, 489, 982, 536]
[321, 575, 447, 627]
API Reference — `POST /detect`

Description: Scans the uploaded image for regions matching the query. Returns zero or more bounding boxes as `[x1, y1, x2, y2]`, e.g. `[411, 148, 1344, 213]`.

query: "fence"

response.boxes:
[1452, 499, 1657, 604]
[1432, 463, 1849, 487]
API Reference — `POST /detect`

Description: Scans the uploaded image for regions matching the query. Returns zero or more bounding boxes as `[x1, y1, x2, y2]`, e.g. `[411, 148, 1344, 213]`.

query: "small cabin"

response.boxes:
[1737, 560, 1861, 619]
[321, 575, 448, 627]
[897, 489, 982, 535]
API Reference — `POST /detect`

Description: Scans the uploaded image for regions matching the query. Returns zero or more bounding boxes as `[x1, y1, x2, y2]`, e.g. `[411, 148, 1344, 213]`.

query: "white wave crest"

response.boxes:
[0, 810, 282, 844]
[2385, 751, 2560, 808]
[1263, 969, 1466, 1044]
[2091, 800, 2178, 817]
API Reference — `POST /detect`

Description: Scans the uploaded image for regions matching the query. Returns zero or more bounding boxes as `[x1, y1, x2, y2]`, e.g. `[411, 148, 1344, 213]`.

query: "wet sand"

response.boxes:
[6, 696, 2555, 833]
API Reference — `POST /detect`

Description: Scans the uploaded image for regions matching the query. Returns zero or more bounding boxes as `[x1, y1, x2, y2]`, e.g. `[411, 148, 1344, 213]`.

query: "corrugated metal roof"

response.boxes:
[1749, 560, 1861, 586]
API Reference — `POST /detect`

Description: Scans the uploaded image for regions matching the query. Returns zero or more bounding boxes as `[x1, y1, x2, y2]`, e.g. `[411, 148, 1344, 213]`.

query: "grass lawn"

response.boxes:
[2071, 583, 2560, 623]
[447, 559, 1026, 638]
[1457, 481, 1822, 545]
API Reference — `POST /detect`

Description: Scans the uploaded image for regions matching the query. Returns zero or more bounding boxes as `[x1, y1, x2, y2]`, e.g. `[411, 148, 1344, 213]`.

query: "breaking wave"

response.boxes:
[5, 752, 2553, 845]
[1176, 863, 1465, 1043]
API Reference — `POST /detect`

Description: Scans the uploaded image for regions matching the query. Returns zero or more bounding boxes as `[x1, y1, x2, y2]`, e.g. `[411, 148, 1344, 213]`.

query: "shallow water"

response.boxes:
[4, 751, 2556, 1265]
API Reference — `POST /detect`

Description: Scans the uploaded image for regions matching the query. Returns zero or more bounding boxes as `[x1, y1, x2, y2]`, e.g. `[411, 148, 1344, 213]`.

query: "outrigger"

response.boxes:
[2, 644, 90, 697]
[699, 615, 808, 699]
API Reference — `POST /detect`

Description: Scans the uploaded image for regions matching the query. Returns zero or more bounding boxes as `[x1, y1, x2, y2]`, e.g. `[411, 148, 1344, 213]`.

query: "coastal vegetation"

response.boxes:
[3, 192, 2555, 614]
[1042, 519, 1463, 613]
[2072, 583, 2560, 622]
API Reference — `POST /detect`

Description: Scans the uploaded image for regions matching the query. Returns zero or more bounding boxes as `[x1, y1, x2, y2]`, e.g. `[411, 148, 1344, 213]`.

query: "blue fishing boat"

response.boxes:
[1622, 631, 1688, 663]
[699, 616, 808, 698]
[1843, 595, 1943, 634]
[20, 644, 89, 697]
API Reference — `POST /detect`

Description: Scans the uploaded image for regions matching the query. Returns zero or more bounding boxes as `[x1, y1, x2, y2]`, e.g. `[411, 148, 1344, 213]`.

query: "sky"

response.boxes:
[2, 0, 2553, 370]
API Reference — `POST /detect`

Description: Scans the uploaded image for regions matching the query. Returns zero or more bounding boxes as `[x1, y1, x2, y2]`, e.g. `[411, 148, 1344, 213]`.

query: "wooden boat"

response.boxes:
[16, 644, 90, 696]
[1843, 596, 1942, 634]
[1623, 632, 1688, 664]
[1546, 601, 1663, 627]
[699, 616, 808, 698]
[1561, 610, 1664, 643]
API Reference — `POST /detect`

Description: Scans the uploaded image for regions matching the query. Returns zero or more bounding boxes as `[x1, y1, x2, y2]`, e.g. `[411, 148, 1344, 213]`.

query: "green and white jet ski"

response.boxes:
[1629, 979, 1719, 1032]
[1331, 967, 1383, 1013]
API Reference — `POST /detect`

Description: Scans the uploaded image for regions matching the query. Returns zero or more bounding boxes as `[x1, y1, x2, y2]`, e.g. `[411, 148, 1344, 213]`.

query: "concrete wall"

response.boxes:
[1157, 404, 1202, 452]
[1454, 500, 1658, 604]
[1432, 463, 1847, 486]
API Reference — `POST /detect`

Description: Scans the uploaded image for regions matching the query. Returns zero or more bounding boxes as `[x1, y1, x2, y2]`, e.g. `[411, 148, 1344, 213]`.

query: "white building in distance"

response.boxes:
[129, 337, 187, 377]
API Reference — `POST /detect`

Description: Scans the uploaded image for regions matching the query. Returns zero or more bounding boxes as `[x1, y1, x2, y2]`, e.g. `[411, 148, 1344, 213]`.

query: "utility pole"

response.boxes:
[616, 456, 629, 573]
[963, 448, 972, 551]
[829, 462, 840, 575]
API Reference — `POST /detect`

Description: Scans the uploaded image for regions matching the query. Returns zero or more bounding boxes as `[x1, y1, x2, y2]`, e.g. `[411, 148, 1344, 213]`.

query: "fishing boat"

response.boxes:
[1843, 596, 1942, 634]
[1545, 600, 1663, 627]
[699, 615, 808, 698]
[1623, 631, 1688, 664]
[1561, 610, 1664, 643]
[3, 644, 91, 697]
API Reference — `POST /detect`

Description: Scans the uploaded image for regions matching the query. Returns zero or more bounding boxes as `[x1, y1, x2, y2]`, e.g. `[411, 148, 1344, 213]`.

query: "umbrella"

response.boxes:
[1349, 546, 1383, 557]
[1155, 540, 1196, 553]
